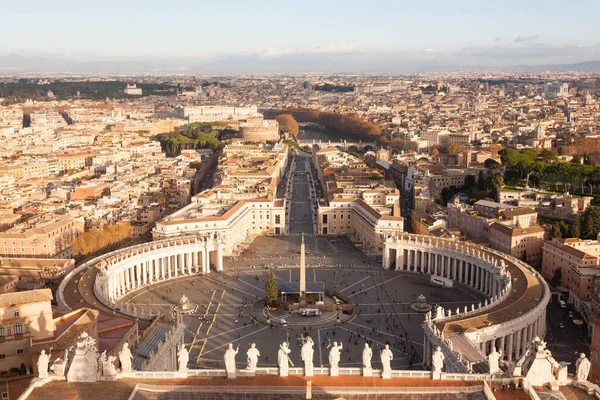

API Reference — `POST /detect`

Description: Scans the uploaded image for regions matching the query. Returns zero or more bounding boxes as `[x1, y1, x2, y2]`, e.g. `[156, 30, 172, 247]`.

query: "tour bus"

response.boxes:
[430, 275, 453, 288]
[301, 309, 321, 317]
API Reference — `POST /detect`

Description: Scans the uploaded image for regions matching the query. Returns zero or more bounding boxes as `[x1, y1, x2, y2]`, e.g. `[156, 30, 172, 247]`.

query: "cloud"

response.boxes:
[494, 36, 505, 42]
[515, 34, 540, 43]
[259, 44, 363, 59]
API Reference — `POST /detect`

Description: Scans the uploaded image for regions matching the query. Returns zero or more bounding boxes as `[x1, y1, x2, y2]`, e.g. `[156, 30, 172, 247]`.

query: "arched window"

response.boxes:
[14, 322, 22, 336]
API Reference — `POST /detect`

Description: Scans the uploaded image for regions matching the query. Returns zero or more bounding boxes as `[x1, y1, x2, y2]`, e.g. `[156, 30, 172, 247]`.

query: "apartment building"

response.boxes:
[0, 289, 55, 376]
[0, 215, 85, 258]
[542, 237, 600, 287]
[57, 152, 93, 173]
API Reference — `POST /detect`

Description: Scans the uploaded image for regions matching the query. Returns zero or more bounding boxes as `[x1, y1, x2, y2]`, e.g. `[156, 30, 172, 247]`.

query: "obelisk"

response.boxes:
[300, 233, 306, 304]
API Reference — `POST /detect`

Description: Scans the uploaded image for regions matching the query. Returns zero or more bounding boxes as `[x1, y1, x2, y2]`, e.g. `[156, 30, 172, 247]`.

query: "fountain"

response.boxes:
[173, 295, 197, 314]
[411, 294, 433, 313]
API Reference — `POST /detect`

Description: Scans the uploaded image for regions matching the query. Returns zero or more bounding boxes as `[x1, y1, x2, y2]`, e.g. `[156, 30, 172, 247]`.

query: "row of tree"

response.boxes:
[72, 223, 134, 260]
[275, 114, 299, 136]
[156, 122, 229, 157]
[268, 108, 382, 142]
[499, 148, 600, 194]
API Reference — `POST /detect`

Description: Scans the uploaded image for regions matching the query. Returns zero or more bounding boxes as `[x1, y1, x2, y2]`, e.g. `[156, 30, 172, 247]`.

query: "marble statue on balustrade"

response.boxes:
[37, 349, 51, 379]
[67, 331, 99, 382]
[576, 353, 591, 383]
[224, 343, 239, 377]
[98, 350, 106, 376]
[329, 341, 343, 376]
[488, 347, 502, 375]
[246, 343, 260, 372]
[380, 344, 393, 379]
[102, 354, 118, 380]
[519, 337, 562, 387]
[362, 343, 373, 369]
[362, 343, 373, 377]
[278, 342, 291, 377]
[118, 342, 133, 372]
[432, 346, 445, 377]
[301, 337, 314, 376]
[178, 345, 189, 372]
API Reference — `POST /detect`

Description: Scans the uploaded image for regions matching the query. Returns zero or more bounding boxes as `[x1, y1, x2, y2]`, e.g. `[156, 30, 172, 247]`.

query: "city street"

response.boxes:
[544, 303, 591, 373]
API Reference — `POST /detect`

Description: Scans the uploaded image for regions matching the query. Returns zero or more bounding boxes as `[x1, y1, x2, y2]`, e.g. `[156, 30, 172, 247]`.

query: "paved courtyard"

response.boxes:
[121, 234, 484, 371]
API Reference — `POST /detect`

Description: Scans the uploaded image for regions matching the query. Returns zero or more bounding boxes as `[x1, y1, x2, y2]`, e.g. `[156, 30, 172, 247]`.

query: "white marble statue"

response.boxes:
[576, 353, 591, 382]
[380, 345, 393, 373]
[278, 342, 291, 376]
[97, 350, 107, 376]
[362, 344, 373, 369]
[119, 342, 133, 372]
[104, 355, 118, 376]
[224, 343, 239, 374]
[301, 337, 314, 369]
[37, 349, 51, 379]
[246, 343, 260, 371]
[67, 331, 99, 383]
[178, 345, 189, 372]
[488, 347, 502, 375]
[329, 341, 343, 369]
[432, 346, 445, 373]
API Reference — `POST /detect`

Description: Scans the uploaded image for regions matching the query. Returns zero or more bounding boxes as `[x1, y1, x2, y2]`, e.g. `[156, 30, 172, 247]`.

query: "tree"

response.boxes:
[275, 114, 299, 136]
[551, 222, 562, 239]
[551, 267, 562, 287]
[491, 175, 504, 189]
[264, 269, 279, 308]
[477, 171, 485, 190]
[570, 215, 582, 238]
[464, 175, 477, 188]
[484, 158, 500, 170]
[448, 144, 459, 155]
[558, 220, 570, 238]
[582, 206, 600, 240]
[539, 149, 558, 163]
[430, 147, 439, 156]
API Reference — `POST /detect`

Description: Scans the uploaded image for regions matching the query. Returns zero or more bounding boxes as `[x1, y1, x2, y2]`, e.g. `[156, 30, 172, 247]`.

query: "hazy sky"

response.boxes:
[1, 0, 600, 72]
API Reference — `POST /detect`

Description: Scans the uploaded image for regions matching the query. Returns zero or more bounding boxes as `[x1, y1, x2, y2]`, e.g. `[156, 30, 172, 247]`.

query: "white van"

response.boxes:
[559, 300, 566, 309]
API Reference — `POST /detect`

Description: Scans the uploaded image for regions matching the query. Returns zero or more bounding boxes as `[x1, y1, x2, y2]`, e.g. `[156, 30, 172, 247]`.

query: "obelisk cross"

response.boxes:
[300, 233, 306, 303]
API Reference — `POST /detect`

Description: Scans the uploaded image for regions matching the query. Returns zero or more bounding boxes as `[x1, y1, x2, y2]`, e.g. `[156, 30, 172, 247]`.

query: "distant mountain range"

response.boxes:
[1, 52, 600, 74]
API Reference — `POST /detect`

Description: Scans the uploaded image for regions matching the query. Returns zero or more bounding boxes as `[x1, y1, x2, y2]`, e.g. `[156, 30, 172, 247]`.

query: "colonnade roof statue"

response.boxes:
[224, 343, 239, 375]
[246, 343, 260, 372]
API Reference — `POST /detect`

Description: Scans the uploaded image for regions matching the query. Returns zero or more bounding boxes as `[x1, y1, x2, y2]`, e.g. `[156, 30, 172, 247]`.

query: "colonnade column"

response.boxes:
[395, 248, 403, 271]
[216, 245, 223, 271]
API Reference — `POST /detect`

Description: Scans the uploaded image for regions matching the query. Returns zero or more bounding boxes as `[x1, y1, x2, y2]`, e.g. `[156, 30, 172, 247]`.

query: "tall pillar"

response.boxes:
[203, 249, 210, 274]
[420, 250, 426, 272]
[507, 333, 514, 361]
[217, 245, 223, 272]
[126, 267, 131, 290]
[499, 336, 506, 358]
[142, 262, 147, 285]
[428, 252, 433, 274]
[407, 250, 412, 271]
[395, 248, 403, 271]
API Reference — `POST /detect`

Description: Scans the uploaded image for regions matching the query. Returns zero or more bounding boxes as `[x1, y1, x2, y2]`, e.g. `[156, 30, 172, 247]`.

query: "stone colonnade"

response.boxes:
[95, 236, 224, 303]
[383, 233, 549, 368]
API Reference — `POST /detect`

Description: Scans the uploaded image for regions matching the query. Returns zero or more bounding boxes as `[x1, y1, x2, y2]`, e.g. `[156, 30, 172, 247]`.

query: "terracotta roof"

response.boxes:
[0, 288, 53, 307]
